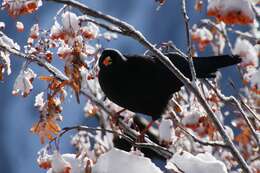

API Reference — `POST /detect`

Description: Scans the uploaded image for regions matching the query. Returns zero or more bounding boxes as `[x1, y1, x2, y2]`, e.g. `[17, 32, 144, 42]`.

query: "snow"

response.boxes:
[57, 46, 72, 59]
[12, 68, 36, 96]
[34, 92, 45, 110]
[251, 0, 260, 4]
[49, 151, 71, 173]
[84, 44, 96, 55]
[0, 51, 11, 75]
[251, 160, 260, 172]
[212, 22, 226, 54]
[207, 0, 255, 24]
[29, 24, 40, 39]
[250, 19, 260, 38]
[0, 22, 5, 29]
[249, 67, 260, 88]
[0, 32, 20, 76]
[182, 110, 203, 126]
[80, 22, 99, 39]
[50, 21, 62, 39]
[84, 99, 98, 116]
[166, 151, 228, 173]
[159, 119, 174, 143]
[16, 21, 24, 32]
[191, 26, 213, 51]
[208, 0, 252, 13]
[80, 52, 95, 68]
[46, 151, 87, 173]
[103, 32, 118, 41]
[2, 0, 42, 17]
[0, 31, 20, 50]
[192, 26, 213, 42]
[62, 12, 80, 32]
[233, 38, 259, 67]
[92, 148, 163, 173]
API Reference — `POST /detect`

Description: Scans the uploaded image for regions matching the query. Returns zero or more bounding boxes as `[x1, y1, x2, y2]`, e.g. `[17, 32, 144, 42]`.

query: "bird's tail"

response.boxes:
[193, 55, 241, 78]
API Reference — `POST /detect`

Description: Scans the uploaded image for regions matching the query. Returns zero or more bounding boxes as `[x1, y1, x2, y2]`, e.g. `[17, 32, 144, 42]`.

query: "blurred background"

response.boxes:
[0, 0, 240, 172]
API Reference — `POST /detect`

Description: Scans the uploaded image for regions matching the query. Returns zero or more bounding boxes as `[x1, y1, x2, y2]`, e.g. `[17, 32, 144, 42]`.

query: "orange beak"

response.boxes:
[103, 56, 112, 66]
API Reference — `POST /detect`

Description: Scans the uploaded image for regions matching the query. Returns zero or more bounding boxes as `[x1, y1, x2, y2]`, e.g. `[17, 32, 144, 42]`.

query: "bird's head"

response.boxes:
[98, 48, 127, 69]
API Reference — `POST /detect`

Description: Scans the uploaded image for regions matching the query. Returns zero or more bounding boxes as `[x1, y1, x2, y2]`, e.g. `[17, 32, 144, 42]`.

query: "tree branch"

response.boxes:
[181, 0, 197, 83]
[79, 16, 123, 35]
[0, 44, 68, 81]
[204, 79, 260, 148]
[77, 90, 173, 158]
[57, 125, 173, 158]
[200, 19, 233, 53]
[169, 110, 228, 148]
[179, 126, 228, 148]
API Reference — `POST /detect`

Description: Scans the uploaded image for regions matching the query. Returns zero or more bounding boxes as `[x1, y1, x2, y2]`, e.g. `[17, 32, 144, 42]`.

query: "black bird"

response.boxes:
[98, 49, 241, 120]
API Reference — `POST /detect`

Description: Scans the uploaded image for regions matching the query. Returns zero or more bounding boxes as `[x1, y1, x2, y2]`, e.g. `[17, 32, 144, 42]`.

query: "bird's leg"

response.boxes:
[137, 119, 156, 142]
[111, 108, 126, 125]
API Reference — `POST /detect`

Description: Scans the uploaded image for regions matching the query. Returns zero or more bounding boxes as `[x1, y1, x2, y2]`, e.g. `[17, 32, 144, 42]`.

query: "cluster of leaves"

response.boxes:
[0, 0, 260, 173]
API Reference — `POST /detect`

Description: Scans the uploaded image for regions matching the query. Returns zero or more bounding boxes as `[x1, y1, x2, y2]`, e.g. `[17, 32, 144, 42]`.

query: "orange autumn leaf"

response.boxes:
[39, 75, 55, 82]
[31, 118, 61, 144]
[235, 128, 251, 145]
[45, 51, 53, 63]
[39, 160, 52, 169]
[156, 0, 166, 5]
[207, 94, 220, 103]
[194, 0, 203, 12]
[251, 85, 260, 95]
[25, 2, 38, 13]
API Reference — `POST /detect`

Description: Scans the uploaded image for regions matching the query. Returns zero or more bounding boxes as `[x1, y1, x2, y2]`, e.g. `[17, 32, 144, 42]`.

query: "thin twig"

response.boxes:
[204, 79, 260, 148]
[226, 27, 259, 43]
[251, 2, 260, 23]
[241, 101, 260, 122]
[169, 110, 228, 148]
[181, 0, 197, 83]
[227, 79, 260, 122]
[79, 90, 172, 158]
[200, 19, 233, 53]
[54, 125, 173, 158]
[0, 44, 68, 81]
[179, 126, 228, 148]
[200, 19, 246, 85]
[161, 41, 188, 60]
[79, 17, 123, 34]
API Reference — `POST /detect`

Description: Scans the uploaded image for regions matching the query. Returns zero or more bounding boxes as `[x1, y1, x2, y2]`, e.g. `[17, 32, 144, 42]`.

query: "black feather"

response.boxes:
[98, 49, 241, 120]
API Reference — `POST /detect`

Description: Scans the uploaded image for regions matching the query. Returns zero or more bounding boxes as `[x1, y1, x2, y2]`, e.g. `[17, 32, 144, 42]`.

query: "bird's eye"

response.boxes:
[103, 56, 113, 66]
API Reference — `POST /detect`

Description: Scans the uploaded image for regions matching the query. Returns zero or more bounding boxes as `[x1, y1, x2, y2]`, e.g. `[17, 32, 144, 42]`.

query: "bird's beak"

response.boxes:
[103, 56, 112, 66]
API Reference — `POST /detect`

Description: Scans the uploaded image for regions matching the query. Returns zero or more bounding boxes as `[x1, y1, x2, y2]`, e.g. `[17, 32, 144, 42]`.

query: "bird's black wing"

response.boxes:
[123, 54, 177, 117]
[163, 53, 241, 78]
[125, 54, 181, 93]
[126, 53, 193, 94]
[124, 54, 163, 94]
